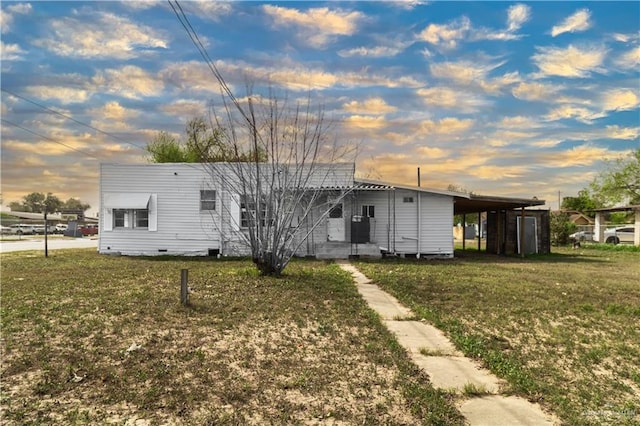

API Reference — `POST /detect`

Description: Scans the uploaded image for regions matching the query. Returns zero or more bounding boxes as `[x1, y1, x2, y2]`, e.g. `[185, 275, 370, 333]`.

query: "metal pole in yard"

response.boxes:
[181, 269, 189, 306]
[520, 207, 526, 258]
[44, 211, 49, 258]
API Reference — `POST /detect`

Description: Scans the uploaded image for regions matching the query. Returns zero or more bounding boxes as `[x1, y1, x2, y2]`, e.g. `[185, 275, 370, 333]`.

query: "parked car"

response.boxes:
[55, 223, 68, 234]
[79, 224, 99, 236]
[569, 230, 594, 242]
[8, 224, 37, 235]
[603, 226, 635, 244]
[33, 224, 57, 234]
[1, 225, 11, 234]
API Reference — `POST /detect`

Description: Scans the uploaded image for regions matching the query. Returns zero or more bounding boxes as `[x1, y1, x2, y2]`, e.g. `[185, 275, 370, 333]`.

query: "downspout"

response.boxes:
[387, 189, 391, 252]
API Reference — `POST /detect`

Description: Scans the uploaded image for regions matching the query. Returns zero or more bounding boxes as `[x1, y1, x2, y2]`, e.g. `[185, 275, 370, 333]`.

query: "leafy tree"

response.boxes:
[590, 148, 640, 206]
[147, 117, 266, 163]
[561, 189, 601, 217]
[550, 211, 576, 246]
[63, 197, 91, 212]
[15, 192, 63, 214]
[145, 131, 189, 163]
[9, 192, 88, 213]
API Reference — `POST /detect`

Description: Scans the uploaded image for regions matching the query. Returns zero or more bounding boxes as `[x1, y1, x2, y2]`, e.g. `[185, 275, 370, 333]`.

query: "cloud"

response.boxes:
[160, 61, 227, 94]
[25, 86, 89, 104]
[532, 44, 606, 78]
[343, 97, 397, 114]
[417, 16, 471, 50]
[415, 146, 449, 159]
[540, 144, 611, 167]
[497, 116, 541, 129]
[603, 125, 639, 140]
[429, 60, 520, 95]
[92, 65, 164, 99]
[34, 11, 167, 59]
[160, 99, 208, 119]
[511, 81, 560, 101]
[417, 87, 488, 112]
[262, 5, 363, 48]
[181, 1, 233, 20]
[544, 105, 604, 123]
[211, 59, 422, 91]
[88, 101, 141, 131]
[338, 44, 405, 58]
[1, 2, 31, 33]
[0, 40, 25, 61]
[507, 4, 531, 32]
[551, 9, 591, 37]
[419, 117, 474, 134]
[601, 89, 639, 112]
[614, 46, 640, 70]
[344, 115, 387, 129]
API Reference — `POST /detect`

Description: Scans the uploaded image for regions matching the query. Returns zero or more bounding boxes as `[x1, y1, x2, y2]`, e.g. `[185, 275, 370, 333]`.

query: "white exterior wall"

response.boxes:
[99, 163, 454, 258]
[419, 193, 454, 257]
[100, 163, 230, 256]
[357, 188, 453, 257]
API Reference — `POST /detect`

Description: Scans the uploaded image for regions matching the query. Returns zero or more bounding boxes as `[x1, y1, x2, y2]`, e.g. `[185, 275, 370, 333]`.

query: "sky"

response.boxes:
[1, 1, 639, 215]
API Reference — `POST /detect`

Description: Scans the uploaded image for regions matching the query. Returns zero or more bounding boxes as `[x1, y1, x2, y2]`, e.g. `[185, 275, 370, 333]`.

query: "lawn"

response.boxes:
[356, 247, 640, 426]
[0, 249, 463, 425]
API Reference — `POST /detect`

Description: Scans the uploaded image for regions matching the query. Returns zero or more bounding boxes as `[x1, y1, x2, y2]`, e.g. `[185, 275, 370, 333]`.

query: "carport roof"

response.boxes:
[453, 194, 546, 215]
[356, 178, 545, 214]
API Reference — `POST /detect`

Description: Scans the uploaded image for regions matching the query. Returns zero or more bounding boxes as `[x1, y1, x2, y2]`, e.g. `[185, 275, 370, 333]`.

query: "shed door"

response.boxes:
[517, 216, 538, 254]
[327, 202, 345, 241]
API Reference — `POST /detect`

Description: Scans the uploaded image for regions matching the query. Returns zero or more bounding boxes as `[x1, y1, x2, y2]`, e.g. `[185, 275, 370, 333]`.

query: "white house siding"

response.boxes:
[419, 193, 454, 257]
[100, 163, 224, 256]
[355, 191, 394, 250]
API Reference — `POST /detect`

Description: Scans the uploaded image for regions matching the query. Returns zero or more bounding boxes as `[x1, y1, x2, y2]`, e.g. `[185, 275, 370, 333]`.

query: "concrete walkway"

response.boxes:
[338, 261, 559, 426]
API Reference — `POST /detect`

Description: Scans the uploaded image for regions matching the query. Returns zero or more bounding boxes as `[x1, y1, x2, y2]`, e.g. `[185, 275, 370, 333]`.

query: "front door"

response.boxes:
[327, 202, 345, 241]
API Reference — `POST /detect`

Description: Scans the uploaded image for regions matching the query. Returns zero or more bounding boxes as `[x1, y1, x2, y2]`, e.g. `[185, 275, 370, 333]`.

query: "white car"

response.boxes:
[569, 230, 594, 242]
[55, 223, 68, 233]
[8, 224, 37, 235]
[603, 226, 635, 244]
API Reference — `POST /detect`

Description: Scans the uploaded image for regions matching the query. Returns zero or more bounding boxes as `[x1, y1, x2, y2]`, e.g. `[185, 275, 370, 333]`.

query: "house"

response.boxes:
[98, 163, 546, 258]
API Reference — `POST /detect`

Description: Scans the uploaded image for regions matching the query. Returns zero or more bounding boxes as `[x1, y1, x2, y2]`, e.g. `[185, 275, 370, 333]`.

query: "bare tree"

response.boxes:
[205, 89, 357, 276]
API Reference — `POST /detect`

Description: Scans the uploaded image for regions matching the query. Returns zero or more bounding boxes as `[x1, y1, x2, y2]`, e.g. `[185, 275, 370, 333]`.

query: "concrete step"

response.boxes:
[315, 242, 381, 259]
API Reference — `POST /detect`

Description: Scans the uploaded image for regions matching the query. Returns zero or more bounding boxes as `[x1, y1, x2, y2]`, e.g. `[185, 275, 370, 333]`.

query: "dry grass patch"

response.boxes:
[356, 248, 640, 426]
[1, 249, 463, 425]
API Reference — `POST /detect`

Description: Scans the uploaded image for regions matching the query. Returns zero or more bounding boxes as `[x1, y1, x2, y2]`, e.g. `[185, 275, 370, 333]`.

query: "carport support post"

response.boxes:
[180, 269, 189, 306]
[478, 212, 482, 251]
[462, 213, 466, 250]
[520, 207, 525, 258]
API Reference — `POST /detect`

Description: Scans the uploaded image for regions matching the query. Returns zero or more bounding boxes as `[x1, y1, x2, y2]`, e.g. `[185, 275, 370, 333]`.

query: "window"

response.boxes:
[329, 203, 343, 219]
[113, 209, 148, 229]
[403, 196, 414, 203]
[200, 190, 216, 211]
[240, 195, 267, 228]
[361, 205, 375, 218]
[134, 209, 148, 228]
[114, 209, 126, 228]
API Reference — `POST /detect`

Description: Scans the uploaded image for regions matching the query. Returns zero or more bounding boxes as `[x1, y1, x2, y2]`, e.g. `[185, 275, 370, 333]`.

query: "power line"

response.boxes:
[1, 118, 101, 160]
[1, 88, 147, 153]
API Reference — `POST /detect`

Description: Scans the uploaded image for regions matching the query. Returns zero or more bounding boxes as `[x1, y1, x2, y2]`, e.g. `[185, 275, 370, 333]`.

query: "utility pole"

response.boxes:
[558, 191, 561, 211]
[417, 167, 421, 187]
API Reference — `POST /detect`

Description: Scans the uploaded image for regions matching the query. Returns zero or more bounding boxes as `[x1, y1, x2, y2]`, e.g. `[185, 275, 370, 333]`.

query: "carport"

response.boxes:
[590, 205, 640, 246]
[453, 194, 548, 256]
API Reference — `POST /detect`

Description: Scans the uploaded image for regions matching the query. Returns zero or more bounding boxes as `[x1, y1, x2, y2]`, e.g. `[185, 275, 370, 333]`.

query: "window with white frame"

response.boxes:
[113, 209, 149, 229]
[361, 205, 375, 218]
[240, 195, 268, 228]
[200, 190, 216, 211]
[403, 196, 414, 203]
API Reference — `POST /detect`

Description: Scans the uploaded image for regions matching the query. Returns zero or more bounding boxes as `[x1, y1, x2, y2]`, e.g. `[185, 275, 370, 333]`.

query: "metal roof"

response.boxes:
[453, 194, 546, 215]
